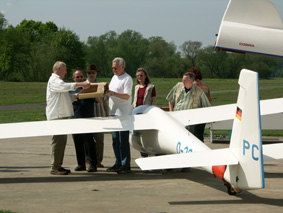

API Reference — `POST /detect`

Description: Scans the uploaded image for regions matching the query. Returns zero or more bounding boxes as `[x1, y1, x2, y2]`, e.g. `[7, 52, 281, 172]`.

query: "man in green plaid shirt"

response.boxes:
[166, 72, 211, 141]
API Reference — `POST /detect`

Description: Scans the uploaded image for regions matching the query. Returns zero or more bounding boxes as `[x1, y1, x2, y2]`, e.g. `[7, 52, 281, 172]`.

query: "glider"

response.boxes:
[214, 0, 283, 58]
[1, 69, 283, 195]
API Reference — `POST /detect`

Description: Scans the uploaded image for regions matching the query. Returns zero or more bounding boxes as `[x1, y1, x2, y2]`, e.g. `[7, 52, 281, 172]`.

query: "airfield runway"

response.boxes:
[1, 135, 283, 213]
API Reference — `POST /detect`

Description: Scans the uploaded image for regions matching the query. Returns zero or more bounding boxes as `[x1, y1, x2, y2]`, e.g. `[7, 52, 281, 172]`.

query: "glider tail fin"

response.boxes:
[223, 69, 264, 190]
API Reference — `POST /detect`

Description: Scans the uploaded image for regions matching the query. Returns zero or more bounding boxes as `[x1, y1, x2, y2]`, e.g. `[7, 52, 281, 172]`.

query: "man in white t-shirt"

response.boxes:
[106, 57, 133, 174]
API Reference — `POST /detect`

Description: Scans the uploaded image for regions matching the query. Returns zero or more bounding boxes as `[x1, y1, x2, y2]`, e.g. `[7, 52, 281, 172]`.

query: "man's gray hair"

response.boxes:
[53, 61, 66, 71]
[112, 57, 126, 68]
[184, 72, 195, 81]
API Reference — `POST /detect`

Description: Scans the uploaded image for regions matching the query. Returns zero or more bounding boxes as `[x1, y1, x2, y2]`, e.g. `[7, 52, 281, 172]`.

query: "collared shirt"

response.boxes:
[46, 73, 76, 120]
[166, 83, 211, 111]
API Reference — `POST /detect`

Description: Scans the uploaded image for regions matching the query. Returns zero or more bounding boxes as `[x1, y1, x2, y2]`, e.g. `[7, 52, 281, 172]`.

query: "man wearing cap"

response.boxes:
[70, 69, 98, 172]
[85, 64, 109, 168]
[106, 57, 133, 174]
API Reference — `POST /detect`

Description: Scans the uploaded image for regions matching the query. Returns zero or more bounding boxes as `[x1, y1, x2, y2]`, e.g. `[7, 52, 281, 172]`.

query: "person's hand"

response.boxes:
[96, 97, 102, 103]
[106, 90, 112, 97]
[75, 93, 79, 100]
[81, 82, 90, 89]
[74, 82, 90, 90]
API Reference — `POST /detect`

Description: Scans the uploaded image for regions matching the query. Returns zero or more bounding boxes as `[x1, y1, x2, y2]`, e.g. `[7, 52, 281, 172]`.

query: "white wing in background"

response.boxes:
[168, 98, 283, 127]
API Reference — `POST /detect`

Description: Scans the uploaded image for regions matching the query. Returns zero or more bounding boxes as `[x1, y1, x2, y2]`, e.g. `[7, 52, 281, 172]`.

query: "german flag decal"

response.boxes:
[236, 107, 242, 121]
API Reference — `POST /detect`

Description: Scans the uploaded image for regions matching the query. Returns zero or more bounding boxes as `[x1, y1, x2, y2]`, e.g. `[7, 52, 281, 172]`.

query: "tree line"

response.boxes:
[1, 13, 282, 82]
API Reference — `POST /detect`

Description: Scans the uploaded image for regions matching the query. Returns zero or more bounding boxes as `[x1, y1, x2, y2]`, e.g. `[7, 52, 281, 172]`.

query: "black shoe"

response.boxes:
[106, 165, 120, 172]
[74, 165, 86, 171]
[117, 166, 131, 174]
[87, 165, 97, 172]
[97, 162, 104, 168]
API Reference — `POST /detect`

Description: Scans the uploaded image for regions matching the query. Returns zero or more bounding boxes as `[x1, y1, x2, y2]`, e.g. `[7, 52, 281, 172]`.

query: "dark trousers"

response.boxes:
[93, 133, 104, 164]
[188, 123, 206, 142]
[72, 133, 97, 167]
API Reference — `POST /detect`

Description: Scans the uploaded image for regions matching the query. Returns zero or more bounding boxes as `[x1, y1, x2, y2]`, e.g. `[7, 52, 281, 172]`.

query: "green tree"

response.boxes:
[225, 53, 245, 78]
[273, 59, 283, 77]
[115, 30, 150, 76]
[17, 19, 58, 42]
[28, 35, 58, 81]
[144, 37, 184, 78]
[13, 20, 59, 81]
[51, 28, 85, 78]
[86, 30, 150, 77]
[0, 12, 7, 33]
[198, 46, 229, 78]
[86, 31, 118, 77]
[180, 40, 203, 68]
[0, 26, 32, 81]
[243, 55, 276, 79]
[0, 13, 8, 80]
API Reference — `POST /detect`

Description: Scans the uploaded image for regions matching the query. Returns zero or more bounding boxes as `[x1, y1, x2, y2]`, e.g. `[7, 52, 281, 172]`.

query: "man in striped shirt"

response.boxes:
[166, 72, 211, 142]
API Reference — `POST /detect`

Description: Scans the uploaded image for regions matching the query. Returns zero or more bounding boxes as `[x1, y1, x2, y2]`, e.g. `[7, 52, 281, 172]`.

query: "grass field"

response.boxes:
[1, 78, 283, 136]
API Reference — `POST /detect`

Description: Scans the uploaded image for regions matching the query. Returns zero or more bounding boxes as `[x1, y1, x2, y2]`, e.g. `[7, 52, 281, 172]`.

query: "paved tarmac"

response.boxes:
[1, 135, 283, 213]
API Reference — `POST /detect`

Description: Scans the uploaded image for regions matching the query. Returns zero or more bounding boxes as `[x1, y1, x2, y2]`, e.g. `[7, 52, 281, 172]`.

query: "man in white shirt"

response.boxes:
[106, 57, 133, 174]
[46, 61, 90, 175]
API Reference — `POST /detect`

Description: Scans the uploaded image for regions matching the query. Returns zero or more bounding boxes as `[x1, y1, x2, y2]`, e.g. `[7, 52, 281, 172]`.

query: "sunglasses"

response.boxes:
[87, 72, 96, 75]
[76, 76, 83, 78]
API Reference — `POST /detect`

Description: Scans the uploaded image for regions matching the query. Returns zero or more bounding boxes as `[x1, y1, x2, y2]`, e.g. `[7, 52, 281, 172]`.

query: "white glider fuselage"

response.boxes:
[130, 106, 212, 173]
[130, 106, 210, 155]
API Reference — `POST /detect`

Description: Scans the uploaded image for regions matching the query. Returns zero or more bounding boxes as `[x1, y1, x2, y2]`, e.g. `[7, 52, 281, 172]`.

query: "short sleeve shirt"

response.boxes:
[108, 72, 133, 116]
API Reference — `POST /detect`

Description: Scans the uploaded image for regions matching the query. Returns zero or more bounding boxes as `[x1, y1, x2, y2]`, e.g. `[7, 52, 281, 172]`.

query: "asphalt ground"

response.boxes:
[1, 135, 283, 213]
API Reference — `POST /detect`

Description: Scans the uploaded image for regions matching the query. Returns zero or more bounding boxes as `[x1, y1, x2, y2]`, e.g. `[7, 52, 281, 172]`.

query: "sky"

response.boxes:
[1, 0, 283, 48]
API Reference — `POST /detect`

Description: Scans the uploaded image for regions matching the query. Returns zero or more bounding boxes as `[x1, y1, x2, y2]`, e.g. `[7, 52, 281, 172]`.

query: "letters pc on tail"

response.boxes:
[1, 69, 283, 195]
[1, 0, 283, 196]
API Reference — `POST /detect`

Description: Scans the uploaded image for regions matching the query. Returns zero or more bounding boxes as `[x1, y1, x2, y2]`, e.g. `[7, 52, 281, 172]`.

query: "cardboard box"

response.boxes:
[79, 82, 108, 99]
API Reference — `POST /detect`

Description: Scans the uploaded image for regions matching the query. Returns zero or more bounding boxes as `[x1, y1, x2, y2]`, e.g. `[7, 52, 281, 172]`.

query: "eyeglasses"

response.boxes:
[87, 72, 96, 75]
[76, 76, 83, 78]
[136, 75, 144, 77]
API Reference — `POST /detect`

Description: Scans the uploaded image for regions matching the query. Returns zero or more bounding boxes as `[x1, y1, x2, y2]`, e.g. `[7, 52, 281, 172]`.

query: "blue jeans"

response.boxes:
[112, 131, 131, 167]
